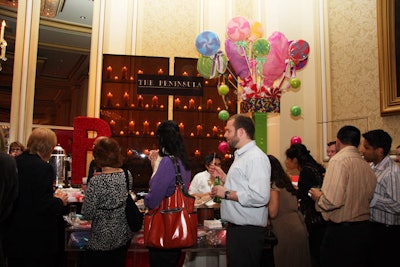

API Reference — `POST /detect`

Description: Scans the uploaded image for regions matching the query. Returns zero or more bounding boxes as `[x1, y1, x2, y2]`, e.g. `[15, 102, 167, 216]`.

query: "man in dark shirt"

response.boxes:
[0, 131, 18, 267]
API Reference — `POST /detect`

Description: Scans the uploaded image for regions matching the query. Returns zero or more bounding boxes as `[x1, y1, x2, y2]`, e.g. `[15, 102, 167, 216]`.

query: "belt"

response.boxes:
[227, 222, 264, 228]
[227, 222, 242, 227]
[328, 220, 369, 227]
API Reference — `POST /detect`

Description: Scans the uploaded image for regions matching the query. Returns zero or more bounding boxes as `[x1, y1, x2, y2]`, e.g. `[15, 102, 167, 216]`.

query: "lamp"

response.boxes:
[0, 20, 7, 71]
[40, 0, 65, 18]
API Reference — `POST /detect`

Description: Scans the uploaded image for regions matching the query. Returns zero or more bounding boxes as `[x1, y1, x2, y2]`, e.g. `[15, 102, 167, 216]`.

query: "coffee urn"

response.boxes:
[50, 144, 66, 188]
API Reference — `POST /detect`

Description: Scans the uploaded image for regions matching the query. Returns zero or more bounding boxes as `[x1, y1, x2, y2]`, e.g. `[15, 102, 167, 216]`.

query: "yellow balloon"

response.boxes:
[250, 21, 263, 40]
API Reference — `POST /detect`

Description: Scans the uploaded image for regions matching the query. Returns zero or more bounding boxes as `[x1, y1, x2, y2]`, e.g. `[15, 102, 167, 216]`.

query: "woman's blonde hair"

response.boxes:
[27, 128, 57, 157]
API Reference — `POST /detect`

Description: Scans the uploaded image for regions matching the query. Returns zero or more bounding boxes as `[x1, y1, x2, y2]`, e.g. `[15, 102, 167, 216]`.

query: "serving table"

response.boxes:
[65, 226, 228, 267]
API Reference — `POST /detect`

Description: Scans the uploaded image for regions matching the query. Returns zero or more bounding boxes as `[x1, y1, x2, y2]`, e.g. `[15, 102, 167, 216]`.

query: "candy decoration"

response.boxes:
[289, 39, 310, 64]
[296, 57, 308, 70]
[210, 51, 228, 77]
[226, 16, 251, 41]
[263, 31, 289, 87]
[252, 38, 270, 57]
[195, 31, 220, 56]
[250, 21, 263, 40]
[290, 105, 302, 117]
[290, 136, 302, 145]
[218, 141, 229, 154]
[289, 78, 301, 88]
[225, 39, 251, 80]
[218, 110, 230, 121]
[218, 84, 229, 96]
[197, 56, 213, 79]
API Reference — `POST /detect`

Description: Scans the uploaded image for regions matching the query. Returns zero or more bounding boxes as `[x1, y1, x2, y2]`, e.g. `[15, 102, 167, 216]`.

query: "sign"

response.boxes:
[137, 74, 203, 96]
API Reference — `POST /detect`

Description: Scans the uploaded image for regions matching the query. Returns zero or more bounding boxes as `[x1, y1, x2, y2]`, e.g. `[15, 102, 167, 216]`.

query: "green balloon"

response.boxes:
[290, 105, 302, 117]
[197, 54, 227, 79]
[218, 110, 230, 121]
[197, 56, 213, 79]
[252, 38, 270, 57]
[289, 77, 301, 88]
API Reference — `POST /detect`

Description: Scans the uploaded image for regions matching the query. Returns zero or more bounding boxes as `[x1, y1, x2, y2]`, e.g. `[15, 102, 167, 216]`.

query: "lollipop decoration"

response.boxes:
[195, 31, 220, 56]
[195, 16, 310, 116]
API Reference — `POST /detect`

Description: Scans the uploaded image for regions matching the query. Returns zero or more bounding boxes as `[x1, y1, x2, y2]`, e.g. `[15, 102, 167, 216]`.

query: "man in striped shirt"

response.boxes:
[362, 129, 400, 266]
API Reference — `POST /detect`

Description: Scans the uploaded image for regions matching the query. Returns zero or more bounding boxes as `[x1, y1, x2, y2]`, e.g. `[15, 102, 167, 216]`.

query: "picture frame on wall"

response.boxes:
[377, 0, 400, 116]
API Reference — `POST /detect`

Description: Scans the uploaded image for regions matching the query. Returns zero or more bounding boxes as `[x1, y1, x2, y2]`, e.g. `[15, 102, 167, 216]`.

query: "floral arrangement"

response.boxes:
[195, 16, 309, 114]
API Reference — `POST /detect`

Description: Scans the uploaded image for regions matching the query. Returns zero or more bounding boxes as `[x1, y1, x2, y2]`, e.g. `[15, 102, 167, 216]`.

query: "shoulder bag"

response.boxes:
[124, 169, 144, 232]
[143, 155, 198, 249]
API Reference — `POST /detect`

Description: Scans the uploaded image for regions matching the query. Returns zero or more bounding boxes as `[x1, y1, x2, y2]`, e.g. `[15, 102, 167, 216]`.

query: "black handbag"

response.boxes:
[265, 224, 278, 246]
[124, 169, 143, 232]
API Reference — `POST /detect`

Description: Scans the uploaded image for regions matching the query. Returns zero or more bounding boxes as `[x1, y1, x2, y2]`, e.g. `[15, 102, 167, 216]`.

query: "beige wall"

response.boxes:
[327, 0, 400, 153]
[88, 0, 400, 164]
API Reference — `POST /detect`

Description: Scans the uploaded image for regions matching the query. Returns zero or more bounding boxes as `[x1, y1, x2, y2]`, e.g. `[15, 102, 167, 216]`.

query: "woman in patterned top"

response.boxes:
[82, 137, 134, 267]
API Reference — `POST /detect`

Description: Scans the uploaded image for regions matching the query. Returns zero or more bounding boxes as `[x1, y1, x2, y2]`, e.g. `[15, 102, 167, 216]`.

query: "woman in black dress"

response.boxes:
[285, 143, 326, 267]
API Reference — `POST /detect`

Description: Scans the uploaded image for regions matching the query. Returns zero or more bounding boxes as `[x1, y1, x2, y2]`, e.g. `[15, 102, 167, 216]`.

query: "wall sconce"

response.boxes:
[0, 20, 7, 71]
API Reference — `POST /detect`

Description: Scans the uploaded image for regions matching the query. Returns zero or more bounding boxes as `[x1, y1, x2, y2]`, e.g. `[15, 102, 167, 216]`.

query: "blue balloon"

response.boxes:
[195, 31, 220, 56]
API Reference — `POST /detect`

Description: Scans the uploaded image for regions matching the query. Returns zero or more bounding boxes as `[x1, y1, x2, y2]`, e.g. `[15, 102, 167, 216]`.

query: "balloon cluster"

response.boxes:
[195, 16, 310, 116]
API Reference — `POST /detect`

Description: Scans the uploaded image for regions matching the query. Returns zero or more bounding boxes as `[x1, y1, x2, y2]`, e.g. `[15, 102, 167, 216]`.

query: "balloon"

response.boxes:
[195, 31, 220, 56]
[289, 40, 310, 64]
[250, 21, 263, 40]
[197, 52, 227, 79]
[218, 110, 230, 121]
[225, 39, 251, 80]
[226, 16, 251, 41]
[290, 136, 302, 145]
[263, 32, 289, 87]
[218, 141, 229, 154]
[252, 38, 270, 57]
[197, 56, 213, 79]
[290, 105, 302, 117]
[295, 57, 308, 70]
[218, 84, 229, 96]
[289, 77, 301, 88]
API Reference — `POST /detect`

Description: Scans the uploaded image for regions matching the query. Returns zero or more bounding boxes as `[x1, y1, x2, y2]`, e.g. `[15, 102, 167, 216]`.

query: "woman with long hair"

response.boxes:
[144, 120, 191, 267]
[285, 143, 326, 267]
[268, 154, 311, 267]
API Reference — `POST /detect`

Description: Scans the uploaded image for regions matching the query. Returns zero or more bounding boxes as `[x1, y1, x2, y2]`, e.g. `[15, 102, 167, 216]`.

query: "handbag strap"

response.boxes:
[123, 169, 130, 192]
[168, 155, 193, 199]
[168, 155, 184, 186]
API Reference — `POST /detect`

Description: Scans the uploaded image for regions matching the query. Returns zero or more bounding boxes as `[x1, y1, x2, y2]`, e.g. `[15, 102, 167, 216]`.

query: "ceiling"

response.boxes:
[0, 0, 94, 126]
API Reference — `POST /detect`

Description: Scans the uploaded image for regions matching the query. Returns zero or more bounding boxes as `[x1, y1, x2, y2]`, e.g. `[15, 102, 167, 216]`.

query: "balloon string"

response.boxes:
[277, 73, 286, 90]
[227, 79, 238, 91]
[241, 46, 253, 83]
[225, 65, 239, 84]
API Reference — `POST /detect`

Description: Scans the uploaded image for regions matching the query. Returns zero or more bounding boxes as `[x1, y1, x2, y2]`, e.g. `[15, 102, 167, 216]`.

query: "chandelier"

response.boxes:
[40, 0, 65, 18]
[0, 0, 65, 18]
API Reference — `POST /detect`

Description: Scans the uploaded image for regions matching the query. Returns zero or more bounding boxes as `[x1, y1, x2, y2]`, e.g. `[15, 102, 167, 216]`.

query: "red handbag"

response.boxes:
[144, 155, 198, 249]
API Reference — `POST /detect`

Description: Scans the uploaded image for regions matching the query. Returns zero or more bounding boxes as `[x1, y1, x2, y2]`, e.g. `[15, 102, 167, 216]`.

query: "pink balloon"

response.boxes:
[263, 32, 289, 87]
[225, 39, 251, 80]
[218, 141, 229, 154]
[290, 136, 302, 145]
[226, 16, 251, 41]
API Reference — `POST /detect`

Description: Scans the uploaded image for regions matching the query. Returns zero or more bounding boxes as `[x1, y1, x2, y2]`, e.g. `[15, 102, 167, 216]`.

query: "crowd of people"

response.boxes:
[1, 116, 399, 267]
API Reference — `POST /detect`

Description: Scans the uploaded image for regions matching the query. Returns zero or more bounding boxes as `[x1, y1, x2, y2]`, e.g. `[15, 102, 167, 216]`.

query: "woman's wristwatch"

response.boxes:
[224, 190, 231, 200]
